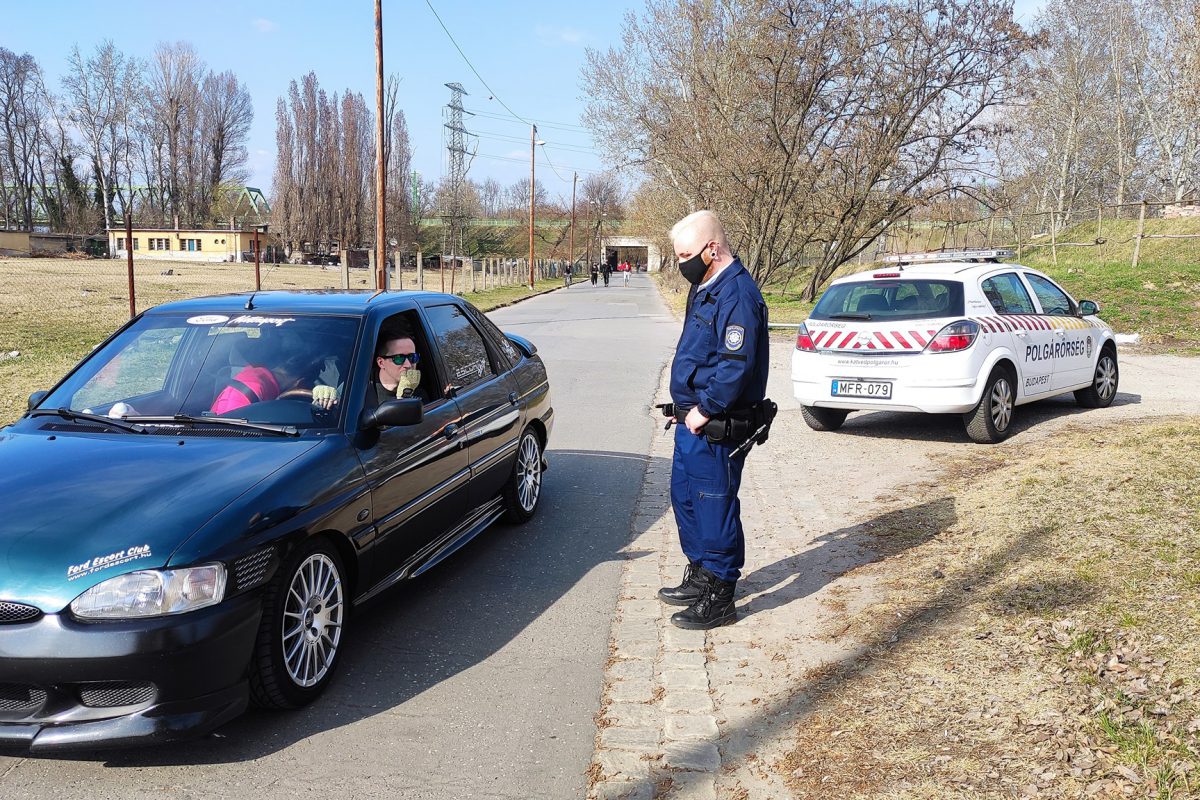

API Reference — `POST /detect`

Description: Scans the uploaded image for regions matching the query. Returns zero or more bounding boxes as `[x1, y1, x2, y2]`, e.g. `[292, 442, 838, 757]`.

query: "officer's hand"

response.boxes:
[312, 384, 339, 410]
[685, 406, 710, 434]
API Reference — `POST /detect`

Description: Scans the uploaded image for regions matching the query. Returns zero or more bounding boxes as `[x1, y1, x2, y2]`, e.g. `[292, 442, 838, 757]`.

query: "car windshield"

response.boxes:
[810, 279, 964, 321]
[40, 312, 360, 430]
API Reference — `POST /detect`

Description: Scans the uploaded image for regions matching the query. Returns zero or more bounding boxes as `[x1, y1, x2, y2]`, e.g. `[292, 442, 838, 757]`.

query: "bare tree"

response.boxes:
[585, 0, 1033, 298]
[0, 48, 47, 230]
[61, 41, 141, 231]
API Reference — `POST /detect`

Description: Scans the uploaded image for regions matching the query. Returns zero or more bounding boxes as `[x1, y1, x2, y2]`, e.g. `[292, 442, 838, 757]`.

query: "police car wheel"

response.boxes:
[502, 428, 543, 524]
[800, 405, 849, 432]
[249, 538, 347, 710]
[964, 367, 1014, 444]
[1074, 347, 1119, 409]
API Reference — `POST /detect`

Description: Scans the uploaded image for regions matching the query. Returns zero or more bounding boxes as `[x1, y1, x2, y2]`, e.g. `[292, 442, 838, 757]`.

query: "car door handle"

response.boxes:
[1014, 330, 1028, 338]
[444, 423, 460, 438]
[508, 391, 518, 406]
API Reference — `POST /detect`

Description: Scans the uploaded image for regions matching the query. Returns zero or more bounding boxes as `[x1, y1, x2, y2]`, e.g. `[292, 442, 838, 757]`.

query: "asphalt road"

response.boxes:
[0, 273, 679, 799]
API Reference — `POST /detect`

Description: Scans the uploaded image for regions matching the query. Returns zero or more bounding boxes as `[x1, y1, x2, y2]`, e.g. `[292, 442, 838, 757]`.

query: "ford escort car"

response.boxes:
[791, 249, 1118, 443]
[0, 290, 552, 750]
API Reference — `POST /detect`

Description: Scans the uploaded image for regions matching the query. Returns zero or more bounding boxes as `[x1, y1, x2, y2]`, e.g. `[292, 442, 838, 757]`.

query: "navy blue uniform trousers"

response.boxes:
[670, 423, 745, 582]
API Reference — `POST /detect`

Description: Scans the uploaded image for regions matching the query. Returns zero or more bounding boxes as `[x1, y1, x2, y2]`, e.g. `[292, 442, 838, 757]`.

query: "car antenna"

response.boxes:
[244, 292, 257, 310]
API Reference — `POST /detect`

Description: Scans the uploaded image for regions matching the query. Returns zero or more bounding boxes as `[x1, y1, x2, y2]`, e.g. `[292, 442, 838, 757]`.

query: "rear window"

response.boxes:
[811, 279, 964, 321]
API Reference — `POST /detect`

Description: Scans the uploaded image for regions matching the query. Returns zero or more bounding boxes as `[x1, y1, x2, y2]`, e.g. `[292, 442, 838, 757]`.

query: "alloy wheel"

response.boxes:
[517, 434, 542, 513]
[1095, 356, 1117, 401]
[281, 553, 344, 688]
[990, 377, 1013, 432]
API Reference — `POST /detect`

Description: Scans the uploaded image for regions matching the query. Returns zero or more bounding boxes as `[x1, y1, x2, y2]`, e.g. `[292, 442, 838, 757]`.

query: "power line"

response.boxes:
[473, 130, 598, 156]
[424, 0, 529, 126]
[539, 144, 567, 182]
[475, 152, 602, 176]
[467, 107, 588, 133]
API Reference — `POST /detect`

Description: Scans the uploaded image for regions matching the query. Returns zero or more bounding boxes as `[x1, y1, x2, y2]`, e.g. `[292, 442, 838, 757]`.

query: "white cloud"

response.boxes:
[535, 25, 584, 46]
[252, 18, 279, 33]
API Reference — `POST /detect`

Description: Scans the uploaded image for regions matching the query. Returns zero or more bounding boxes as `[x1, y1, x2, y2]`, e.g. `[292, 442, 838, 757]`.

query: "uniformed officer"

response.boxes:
[660, 210, 768, 629]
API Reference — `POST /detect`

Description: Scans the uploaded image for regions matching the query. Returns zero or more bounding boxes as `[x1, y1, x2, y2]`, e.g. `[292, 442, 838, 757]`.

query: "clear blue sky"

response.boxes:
[4, 0, 1044, 204]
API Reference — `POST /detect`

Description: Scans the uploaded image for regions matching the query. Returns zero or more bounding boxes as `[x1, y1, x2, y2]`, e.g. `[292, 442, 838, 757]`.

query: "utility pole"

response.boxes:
[569, 171, 577, 269]
[253, 226, 261, 291]
[374, 0, 386, 291]
[124, 212, 136, 319]
[528, 124, 537, 289]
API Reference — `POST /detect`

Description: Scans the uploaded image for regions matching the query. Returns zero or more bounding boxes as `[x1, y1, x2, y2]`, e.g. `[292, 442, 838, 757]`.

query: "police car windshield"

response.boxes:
[811, 279, 964, 322]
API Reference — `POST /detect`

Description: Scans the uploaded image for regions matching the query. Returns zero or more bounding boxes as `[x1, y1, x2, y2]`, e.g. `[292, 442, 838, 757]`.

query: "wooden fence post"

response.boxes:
[1131, 201, 1147, 270]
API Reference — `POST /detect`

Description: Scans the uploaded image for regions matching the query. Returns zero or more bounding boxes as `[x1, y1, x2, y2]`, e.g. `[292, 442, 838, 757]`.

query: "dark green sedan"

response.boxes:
[0, 290, 553, 750]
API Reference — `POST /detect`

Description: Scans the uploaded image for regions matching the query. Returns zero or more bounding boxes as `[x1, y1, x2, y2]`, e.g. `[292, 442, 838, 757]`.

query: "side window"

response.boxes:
[1024, 273, 1074, 316]
[465, 305, 520, 369]
[373, 310, 442, 405]
[980, 273, 1035, 314]
[424, 304, 497, 392]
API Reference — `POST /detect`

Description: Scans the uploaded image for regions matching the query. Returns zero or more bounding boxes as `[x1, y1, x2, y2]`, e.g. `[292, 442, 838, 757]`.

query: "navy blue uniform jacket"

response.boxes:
[670, 259, 768, 417]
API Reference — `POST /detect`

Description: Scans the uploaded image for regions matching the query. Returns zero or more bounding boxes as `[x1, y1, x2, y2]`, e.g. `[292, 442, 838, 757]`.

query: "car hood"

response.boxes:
[0, 429, 320, 612]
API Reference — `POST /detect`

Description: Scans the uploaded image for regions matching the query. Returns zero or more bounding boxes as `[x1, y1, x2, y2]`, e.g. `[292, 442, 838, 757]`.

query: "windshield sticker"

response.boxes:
[228, 315, 296, 328]
[187, 314, 230, 325]
[67, 544, 153, 581]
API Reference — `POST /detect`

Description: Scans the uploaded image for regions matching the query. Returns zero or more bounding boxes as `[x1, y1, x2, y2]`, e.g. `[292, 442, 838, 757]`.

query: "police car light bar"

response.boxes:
[882, 248, 1015, 265]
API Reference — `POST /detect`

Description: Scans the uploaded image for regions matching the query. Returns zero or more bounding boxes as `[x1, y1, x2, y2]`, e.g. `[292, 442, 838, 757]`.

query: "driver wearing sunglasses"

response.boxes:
[375, 334, 425, 405]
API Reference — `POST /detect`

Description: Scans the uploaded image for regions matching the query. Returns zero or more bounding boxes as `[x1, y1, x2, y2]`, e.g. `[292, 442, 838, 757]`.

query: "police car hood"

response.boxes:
[0, 428, 319, 612]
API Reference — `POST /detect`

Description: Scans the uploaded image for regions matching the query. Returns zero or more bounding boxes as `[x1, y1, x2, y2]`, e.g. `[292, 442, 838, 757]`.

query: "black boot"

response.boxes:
[658, 562, 708, 606]
[670, 573, 737, 630]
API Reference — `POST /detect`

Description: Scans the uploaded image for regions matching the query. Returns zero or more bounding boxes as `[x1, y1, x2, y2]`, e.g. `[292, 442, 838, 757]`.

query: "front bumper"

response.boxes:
[0, 591, 261, 751]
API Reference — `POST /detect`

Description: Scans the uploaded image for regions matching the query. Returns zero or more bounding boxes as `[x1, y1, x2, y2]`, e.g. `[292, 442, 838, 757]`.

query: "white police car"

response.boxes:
[791, 249, 1118, 443]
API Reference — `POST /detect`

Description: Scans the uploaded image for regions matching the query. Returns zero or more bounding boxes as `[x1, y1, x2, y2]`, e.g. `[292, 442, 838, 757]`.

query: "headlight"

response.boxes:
[70, 564, 227, 619]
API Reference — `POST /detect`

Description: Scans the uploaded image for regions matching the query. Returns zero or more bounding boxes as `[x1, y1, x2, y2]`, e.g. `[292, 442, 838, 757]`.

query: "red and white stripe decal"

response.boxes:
[809, 327, 937, 352]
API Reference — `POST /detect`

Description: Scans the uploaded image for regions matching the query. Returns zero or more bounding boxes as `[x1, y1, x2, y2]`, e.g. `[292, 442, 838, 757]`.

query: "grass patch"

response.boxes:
[780, 418, 1200, 799]
[0, 257, 560, 425]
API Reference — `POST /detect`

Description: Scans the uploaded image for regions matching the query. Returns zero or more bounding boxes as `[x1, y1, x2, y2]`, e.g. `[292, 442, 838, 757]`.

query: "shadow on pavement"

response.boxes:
[630, 517, 1094, 798]
[32, 449, 664, 768]
[738, 496, 957, 617]
[834, 391, 1142, 443]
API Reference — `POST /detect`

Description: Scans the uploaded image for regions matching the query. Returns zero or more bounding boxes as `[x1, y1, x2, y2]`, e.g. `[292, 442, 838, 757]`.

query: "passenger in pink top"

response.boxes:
[210, 365, 281, 415]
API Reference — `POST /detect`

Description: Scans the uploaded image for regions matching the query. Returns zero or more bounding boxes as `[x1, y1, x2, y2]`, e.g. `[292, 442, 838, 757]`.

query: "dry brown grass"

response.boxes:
[0, 257, 559, 424]
[779, 418, 1200, 799]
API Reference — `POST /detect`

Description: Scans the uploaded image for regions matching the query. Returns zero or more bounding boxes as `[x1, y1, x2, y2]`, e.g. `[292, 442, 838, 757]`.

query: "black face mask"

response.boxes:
[679, 251, 710, 285]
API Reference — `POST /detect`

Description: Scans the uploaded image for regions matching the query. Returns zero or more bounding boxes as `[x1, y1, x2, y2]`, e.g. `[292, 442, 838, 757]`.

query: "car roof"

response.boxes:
[142, 289, 459, 317]
[831, 261, 1038, 284]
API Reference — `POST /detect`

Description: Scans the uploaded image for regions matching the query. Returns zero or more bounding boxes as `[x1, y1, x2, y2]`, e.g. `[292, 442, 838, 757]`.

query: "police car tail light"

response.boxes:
[926, 320, 979, 353]
[795, 323, 816, 352]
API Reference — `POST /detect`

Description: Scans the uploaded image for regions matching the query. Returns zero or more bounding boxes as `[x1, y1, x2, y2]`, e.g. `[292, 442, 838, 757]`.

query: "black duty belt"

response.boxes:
[656, 400, 778, 459]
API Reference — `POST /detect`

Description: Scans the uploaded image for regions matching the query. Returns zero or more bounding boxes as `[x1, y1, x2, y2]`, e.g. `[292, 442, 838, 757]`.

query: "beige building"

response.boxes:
[107, 226, 275, 263]
[0, 231, 103, 257]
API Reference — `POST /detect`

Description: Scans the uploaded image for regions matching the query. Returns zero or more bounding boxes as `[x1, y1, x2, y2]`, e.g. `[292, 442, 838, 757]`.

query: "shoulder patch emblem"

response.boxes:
[725, 325, 745, 351]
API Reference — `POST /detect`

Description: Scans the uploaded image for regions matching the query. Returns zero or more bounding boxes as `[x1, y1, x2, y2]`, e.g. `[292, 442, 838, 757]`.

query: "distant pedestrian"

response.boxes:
[563, 262, 573, 288]
[602, 262, 611, 287]
[622, 263, 630, 287]
[590, 263, 598, 286]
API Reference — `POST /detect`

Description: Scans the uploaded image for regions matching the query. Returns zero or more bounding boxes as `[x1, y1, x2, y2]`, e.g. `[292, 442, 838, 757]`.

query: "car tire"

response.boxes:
[964, 366, 1015, 444]
[502, 428, 543, 524]
[1074, 347, 1119, 408]
[249, 538, 347, 710]
[801, 406, 849, 432]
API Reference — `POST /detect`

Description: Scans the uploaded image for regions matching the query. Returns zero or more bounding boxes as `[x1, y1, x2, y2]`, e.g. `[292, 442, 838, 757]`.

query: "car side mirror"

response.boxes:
[505, 333, 537, 358]
[359, 397, 423, 430]
[1079, 299, 1100, 316]
[27, 390, 48, 411]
